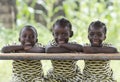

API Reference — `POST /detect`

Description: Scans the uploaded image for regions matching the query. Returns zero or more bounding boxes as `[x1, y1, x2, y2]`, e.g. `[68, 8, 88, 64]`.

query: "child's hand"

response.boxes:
[16, 50, 26, 53]
[23, 45, 32, 50]
[58, 43, 66, 47]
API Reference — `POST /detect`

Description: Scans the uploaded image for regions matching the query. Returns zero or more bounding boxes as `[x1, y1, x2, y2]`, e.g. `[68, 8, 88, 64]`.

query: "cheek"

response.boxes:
[100, 37, 105, 41]
[33, 38, 37, 42]
[64, 35, 69, 38]
[19, 38, 24, 42]
[65, 33, 71, 38]
[53, 33, 57, 38]
[100, 35, 105, 40]
[88, 35, 92, 40]
[53, 36, 58, 40]
[68, 32, 71, 37]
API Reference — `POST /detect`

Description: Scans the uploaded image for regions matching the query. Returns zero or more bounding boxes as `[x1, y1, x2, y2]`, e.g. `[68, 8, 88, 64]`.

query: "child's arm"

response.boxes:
[1, 45, 23, 53]
[83, 46, 118, 53]
[58, 43, 83, 52]
[25, 47, 45, 53]
[46, 45, 70, 53]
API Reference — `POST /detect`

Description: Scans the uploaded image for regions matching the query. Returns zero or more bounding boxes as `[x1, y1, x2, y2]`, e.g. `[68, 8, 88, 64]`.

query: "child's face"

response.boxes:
[53, 25, 71, 44]
[19, 28, 37, 47]
[88, 27, 106, 47]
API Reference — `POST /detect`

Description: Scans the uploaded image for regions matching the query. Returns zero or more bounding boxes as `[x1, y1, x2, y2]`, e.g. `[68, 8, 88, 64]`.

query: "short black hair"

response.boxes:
[52, 18, 72, 30]
[88, 20, 107, 34]
[19, 25, 38, 37]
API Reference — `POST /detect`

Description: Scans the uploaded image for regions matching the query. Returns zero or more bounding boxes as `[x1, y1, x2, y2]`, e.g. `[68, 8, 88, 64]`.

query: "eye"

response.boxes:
[90, 32, 94, 36]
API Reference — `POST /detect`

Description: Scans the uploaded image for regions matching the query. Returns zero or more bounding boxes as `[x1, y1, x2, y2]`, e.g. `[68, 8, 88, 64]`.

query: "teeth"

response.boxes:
[58, 41, 65, 44]
[93, 40, 98, 42]
[24, 46, 32, 50]
[25, 42, 31, 45]
[93, 42, 98, 44]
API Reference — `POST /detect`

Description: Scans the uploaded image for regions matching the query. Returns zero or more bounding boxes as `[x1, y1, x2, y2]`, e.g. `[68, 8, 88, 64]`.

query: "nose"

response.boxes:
[93, 34, 98, 39]
[25, 36, 30, 41]
[58, 34, 63, 39]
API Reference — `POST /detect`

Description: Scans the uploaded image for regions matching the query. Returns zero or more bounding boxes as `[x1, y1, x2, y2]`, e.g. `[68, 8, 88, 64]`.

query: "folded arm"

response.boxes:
[59, 43, 83, 52]
[25, 47, 45, 53]
[46, 46, 70, 53]
[1, 45, 23, 53]
[83, 46, 118, 53]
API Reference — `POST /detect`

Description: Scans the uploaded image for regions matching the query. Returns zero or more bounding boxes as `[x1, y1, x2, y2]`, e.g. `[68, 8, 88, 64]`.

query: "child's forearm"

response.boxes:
[59, 43, 83, 52]
[26, 47, 45, 53]
[83, 46, 118, 53]
[1, 45, 23, 53]
[83, 46, 95, 53]
[99, 47, 118, 53]
[46, 46, 70, 53]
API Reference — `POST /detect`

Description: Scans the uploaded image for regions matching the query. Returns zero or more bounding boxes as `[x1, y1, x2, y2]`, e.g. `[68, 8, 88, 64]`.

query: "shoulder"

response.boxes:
[35, 43, 45, 48]
[68, 41, 83, 46]
[45, 40, 57, 48]
[102, 43, 118, 53]
[102, 43, 112, 47]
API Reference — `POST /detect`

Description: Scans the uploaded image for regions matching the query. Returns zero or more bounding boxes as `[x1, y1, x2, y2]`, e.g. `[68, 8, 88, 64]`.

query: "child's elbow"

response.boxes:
[1, 47, 8, 53]
[40, 48, 45, 53]
[110, 47, 118, 53]
[45, 47, 59, 53]
[113, 48, 118, 53]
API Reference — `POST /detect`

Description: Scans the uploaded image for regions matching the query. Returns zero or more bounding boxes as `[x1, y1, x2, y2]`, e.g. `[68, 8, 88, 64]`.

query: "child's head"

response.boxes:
[88, 20, 107, 47]
[19, 25, 38, 47]
[52, 18, 73, 44]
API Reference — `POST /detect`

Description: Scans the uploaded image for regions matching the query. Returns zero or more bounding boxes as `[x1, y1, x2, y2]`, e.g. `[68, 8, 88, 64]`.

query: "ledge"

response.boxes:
[0, 53, 120, 60]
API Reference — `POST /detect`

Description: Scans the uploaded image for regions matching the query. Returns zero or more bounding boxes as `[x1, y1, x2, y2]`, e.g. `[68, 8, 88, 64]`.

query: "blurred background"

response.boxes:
[0, 0, 120, 82]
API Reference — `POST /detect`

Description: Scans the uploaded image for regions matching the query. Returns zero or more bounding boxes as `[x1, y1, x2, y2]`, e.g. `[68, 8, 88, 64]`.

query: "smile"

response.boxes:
[58, 40, 65, 44]
[25, 42, 31, 45]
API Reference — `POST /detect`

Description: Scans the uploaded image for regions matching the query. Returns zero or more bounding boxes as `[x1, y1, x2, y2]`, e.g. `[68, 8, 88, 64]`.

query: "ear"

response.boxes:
[88, 35, 89, 39]
[36, 38, 38, 43]
[52, 32, 54, 36]
[103, 35, 106, 40]
[70, 31, 73, 37]
[18, 37, 20, 42]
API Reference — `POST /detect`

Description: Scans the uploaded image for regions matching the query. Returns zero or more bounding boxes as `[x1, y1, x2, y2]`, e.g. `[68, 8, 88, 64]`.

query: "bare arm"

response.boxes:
[45, 46, 70, 53]
[59, 43, 83, 52]
[25, 47, 45, 53]
[1, 45, 23, 53]
[83, 46, 118, 53]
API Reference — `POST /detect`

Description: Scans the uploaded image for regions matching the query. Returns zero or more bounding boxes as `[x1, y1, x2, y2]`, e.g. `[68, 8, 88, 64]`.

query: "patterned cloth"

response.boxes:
[45, 40, 83, 82]
[83, 60, 116, 82]
[83, 44, 116, 82]
[10, 43, 44, 82]
[11, 60, 44, 82]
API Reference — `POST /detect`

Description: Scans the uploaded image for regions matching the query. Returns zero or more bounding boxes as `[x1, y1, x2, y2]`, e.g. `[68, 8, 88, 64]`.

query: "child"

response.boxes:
[83, 21, 118, 82]
[2, 25, 45, 82]
[45, 18, 83, 82]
